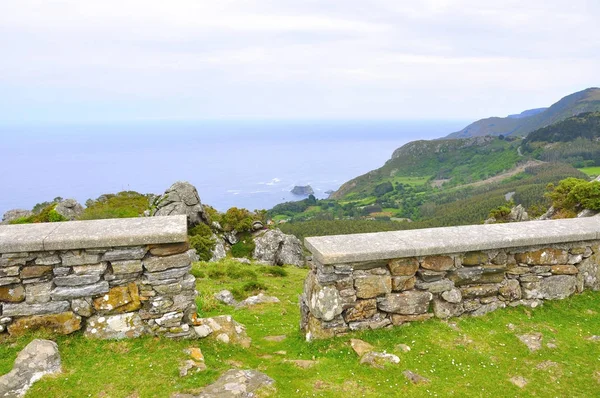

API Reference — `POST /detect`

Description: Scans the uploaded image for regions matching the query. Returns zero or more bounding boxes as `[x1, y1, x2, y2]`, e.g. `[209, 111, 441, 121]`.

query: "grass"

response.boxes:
[392, 176, 432, 186]
[578, 166, 600, 177]
[1, 259, 600, 397]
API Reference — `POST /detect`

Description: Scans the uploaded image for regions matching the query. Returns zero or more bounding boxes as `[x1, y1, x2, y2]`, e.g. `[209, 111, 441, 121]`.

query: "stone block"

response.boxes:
[85, 313, 145, 339]
[433, 298, 464, 319]
[34, 253, 61, 266]
[0, 284, 25, 303]
[61, 251, 101, 266]
[514, 249, 568, 265]
[418, 269, 446, 282]
[149, 242, 190, 257]
[499, 280, 522, 301]
[103, 247, 147, 262]
[93, 283, 141, 314]
[54, 274, 101, 287]
[7, 312, 81, 336]
[388, 258, 419, 276]
[354, 276, 392, 299]
[0, 266, 20, 278]
[2, 301, 71, 317]
[421, 256, 454, 271]
[308, 283, 343, 322]
[539, 275, 577, 299]
[344, 299, 378, 322]
[71, 297, 94, 317]
[460, 284, 500, 299]
[0, 277, 20, 286]
[415, 279, 454, 293]
[72, 263, 107, 276]
[143, 252, 192, 273]
[51, 281, 109, 300]
[462, 251, 489, 266]
[377, 291, 432, 314]
[392, 276, 416, 291]
[110, 260, 143, 275]
[20, 266, 53, 279]
[551, 265, 578, 275]
[25, 282, 52, 304]
[143, 265, 191, 284]
[441, 288, 462, 303]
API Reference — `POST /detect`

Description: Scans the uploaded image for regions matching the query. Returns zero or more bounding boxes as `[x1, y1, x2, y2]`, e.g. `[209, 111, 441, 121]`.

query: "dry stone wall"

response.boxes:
[0, 215, 200, 339]
[301, 218, 600, 340]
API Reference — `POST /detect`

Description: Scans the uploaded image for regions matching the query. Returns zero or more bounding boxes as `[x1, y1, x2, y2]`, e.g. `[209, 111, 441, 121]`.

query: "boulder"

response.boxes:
[236, 293, 280, 308]
[153, 181, 209, 228]
[209, 235, 227, 262]
[7, 312, 82, 337]
[508, 204, 529, 222]
[291, 185, 314, 196]
[54, 199, 84, 220]
[1, 209, 32, 225]
[85, 312, 145, 339]
[214, 290, 238, 306]
[359, 351, 400, 368]
[175, 369, 275, 398]
[252, 229, 304, 267]
[191, 315, 252, 347]
[0, 339, 61, 398]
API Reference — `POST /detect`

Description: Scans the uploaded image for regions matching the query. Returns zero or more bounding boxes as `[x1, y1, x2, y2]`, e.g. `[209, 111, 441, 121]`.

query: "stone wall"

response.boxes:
[0, 215, 200, 339]
[301, 218, 600, 340]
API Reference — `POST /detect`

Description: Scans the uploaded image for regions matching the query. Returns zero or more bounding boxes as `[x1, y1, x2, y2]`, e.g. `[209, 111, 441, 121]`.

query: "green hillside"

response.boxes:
[271, 111, 600, 237]
[447, 88, 600, 138]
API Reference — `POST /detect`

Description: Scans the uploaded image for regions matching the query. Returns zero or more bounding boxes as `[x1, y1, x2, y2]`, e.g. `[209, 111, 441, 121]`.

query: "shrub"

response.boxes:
[222, 207, 253, 232]
[230, 237, 256, 259]
[207, 269, 226, 279]
[242, 281, 267, 294]
[189, 223, 212, 238]
[569, 181, 600, 211]
[546, 178, 587, 211]
[79, 191, 151, 220]
[226, 265, 257, 280]
[189, 235, 216, 262]
[259, 266, 288, 277]
[10, 203, 67, 224]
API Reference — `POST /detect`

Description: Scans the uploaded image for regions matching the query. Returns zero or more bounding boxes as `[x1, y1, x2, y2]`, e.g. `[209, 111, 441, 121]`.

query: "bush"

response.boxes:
[10, 204, 67, 224]
[189, 235, 216, 262]
[230, 237, 256, 259]
[259, 266, 288, 277]
[546, 178, 587, 211]
[222, 207, 253, 232]
[79, 191, 151, 220]
[569, 181, 600, 211]
[189, 223, 212, 238]
[226, 265, 257, 280]
[242, 281, 267, 295]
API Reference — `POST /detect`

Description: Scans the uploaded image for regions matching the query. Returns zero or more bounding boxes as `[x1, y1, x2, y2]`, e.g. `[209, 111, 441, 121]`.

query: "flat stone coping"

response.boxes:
[0, 215, 188, 253]
[305, 218, 600, 265]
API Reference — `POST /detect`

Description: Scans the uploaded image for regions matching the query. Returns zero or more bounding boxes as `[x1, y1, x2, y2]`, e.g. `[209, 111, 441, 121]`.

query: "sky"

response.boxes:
[0, 0, 599, 123]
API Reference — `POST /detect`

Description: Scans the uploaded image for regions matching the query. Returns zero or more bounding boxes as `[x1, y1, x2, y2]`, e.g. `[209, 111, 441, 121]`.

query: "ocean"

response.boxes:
[0, 120, 467, 216]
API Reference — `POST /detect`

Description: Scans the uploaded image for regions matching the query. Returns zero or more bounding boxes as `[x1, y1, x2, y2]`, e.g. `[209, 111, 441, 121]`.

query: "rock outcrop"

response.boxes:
[0, 339, 61, 397]
[1, 210, 32, 225]
[174, 369, 275, 398]
[54, 199, 84, 220]
[153, 181, 209, 228]
[253, 229, 304, 267]
[291, 185, 314, 196]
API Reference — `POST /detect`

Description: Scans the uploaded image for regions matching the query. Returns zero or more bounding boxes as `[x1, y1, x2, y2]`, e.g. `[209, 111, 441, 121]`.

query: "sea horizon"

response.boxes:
[0, 119, 468, 216]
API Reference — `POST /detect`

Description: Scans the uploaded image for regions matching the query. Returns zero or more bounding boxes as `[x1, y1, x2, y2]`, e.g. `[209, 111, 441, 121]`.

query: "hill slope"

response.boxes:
[447, 87, 600, 138]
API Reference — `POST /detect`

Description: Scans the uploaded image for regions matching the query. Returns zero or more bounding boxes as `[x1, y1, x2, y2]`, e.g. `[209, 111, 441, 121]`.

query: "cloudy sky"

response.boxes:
[1, 0, 598, 122]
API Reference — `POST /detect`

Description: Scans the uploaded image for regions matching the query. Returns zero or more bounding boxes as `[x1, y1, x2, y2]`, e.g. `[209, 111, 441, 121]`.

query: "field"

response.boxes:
[1, 259, 600, 397]
[578, 166, 600, 177]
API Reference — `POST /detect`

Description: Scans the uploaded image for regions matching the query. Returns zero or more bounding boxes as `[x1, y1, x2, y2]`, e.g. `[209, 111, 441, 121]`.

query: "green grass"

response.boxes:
[2, 260, 600, 397]
[578, 166, 600, 177]
[392, 175, 432, 186]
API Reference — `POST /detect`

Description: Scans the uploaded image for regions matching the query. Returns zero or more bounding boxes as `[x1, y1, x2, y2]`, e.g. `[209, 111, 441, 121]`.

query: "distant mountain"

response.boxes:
[447, 88, 600, 138]
[507, 108, 547, 119]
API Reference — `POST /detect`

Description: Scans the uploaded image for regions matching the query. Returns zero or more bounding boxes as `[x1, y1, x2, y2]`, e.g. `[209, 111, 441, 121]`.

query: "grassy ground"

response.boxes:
[578, 166, 600, 177]
[1, 260, 600, 397]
